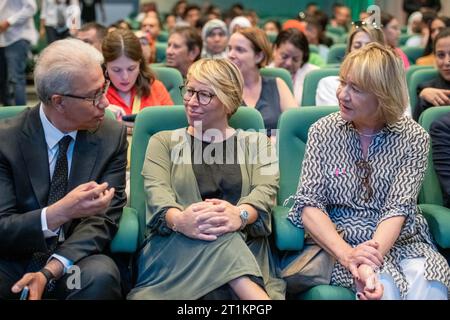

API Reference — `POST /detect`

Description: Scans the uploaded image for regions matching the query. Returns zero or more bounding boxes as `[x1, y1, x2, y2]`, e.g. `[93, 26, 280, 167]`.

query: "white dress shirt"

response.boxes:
[39, 104, 77, 272]
[0, 0, 38, 47]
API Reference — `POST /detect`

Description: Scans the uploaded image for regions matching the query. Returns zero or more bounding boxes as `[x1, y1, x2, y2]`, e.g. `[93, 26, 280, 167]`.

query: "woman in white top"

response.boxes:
[316, 23, 385, 107]
[270, 28, 319, 105]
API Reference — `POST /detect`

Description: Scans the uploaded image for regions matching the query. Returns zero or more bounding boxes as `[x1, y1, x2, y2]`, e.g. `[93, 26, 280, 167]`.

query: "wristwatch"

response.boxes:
[239, 209, 249, 230]
[39, 268, 56, 292]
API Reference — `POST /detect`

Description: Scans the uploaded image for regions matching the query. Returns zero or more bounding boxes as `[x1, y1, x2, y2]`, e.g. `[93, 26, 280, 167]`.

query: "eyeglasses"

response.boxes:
[352, 20, 382, 30]
[59, 80, 110, 107]
[179, 85, 216, 106]
[356, 159, 373, 202]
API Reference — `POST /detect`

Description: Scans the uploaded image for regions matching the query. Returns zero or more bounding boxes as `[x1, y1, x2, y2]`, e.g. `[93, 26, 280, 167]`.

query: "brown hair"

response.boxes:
[235, 27, 272, 68]
[102, 29, 155, 97]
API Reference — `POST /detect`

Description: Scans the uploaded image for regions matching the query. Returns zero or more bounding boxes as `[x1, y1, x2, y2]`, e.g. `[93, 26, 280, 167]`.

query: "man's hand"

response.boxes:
[11, 272, 47, 300]
[46, 181, 115, 230]
[0, 20, 10, 33]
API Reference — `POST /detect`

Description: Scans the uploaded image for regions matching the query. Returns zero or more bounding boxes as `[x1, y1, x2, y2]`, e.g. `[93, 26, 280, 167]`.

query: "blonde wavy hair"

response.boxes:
[340, 42, 408, 124]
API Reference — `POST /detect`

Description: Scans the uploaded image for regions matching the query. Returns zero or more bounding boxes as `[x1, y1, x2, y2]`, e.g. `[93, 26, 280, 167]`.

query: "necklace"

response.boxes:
[356, 130, 379, 138]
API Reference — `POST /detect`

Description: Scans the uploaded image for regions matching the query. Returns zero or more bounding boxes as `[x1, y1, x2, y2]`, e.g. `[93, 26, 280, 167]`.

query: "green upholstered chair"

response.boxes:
[301, 68, 340, 106]
[157, 30, 169, 42]
[260, 67, 294, 94]
[309, 44, 319, 54]
[155, 42, 167, 63]
[400, 46, 425, 65]
[274, 106, 355, 300]
[418, 106, 450, 249]
[399, 34, 412, 46]
[131, 105, 265, 245]
[325, 25, 346, 36]
[408, 69, 439, 116]
[406, 65, 434, 86]
[326, 44, 347, 64]
[0, 105, 138, 253]
[151, 66, 184, 105]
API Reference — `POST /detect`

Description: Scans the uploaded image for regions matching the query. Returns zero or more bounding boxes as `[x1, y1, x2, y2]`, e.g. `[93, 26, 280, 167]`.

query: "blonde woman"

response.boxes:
[128, 58, 285, 300]
[287, 43, 449, 300]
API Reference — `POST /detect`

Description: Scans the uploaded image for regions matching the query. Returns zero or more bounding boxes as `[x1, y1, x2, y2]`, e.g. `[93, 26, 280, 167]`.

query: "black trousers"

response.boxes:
[0, 254, 122, 300]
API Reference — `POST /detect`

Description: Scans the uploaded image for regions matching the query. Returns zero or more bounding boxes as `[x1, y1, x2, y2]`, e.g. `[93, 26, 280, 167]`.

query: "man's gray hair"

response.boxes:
[34, 38, 104, 103]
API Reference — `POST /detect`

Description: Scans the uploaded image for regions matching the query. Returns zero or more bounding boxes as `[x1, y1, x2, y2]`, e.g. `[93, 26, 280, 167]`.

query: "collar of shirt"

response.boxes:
[39, 103, 77, 150]
[335, 112, 406, 135]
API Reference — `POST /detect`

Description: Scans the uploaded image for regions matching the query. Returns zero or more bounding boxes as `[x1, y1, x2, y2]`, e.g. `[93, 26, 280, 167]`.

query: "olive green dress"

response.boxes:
[127, 129, 286, 300]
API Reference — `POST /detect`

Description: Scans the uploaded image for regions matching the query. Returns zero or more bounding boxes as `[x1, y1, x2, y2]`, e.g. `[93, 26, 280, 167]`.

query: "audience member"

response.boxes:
[229, 16, 252, 34]
[287, 43, 449, 300]
[0, 0, 38, 106]
[80, 0, 105, 24]
[76, 22, 107, 52]
[413, 28, 450, 121]
[270, 28, 319, 105]
[40, 0, 81, 43]
[227, 27, 297, 137]
[201, 19, 228, 59]
[403, 0, 441, 21]
[166, 26, 202, 78]
[381, 12, 410, 69]
[263, 20, 281, 38]
[127, 58, 285, 300]
[417, 16, 450, 65]
[316, 23, 386, 106]
[103, 29, 173, 128]
[0, 38, 127, 300]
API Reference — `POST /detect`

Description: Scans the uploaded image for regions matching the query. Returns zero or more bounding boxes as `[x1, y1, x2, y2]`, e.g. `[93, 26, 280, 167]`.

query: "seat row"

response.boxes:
[1, 104, 448, 299]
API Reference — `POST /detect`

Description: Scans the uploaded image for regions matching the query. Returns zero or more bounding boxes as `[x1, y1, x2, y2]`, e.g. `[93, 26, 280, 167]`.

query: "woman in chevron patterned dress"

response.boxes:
[287, 43, 449, 300]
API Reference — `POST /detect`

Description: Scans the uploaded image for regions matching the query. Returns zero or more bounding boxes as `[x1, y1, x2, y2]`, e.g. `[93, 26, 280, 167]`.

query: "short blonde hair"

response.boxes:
[340, 42, 408, 124]
[186, 58, 243, 116]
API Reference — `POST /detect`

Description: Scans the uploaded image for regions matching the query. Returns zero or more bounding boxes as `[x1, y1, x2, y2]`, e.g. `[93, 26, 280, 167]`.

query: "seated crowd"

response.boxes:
[0, 0, 450, 301]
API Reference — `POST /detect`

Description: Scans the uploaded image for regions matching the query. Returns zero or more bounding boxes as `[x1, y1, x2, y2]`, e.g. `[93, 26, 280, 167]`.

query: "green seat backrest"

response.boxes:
[277, 106, 339, 205]
[406, 65, 434, 85]
[155, 42, 167, 63]
[400, 46, 425, 65]
[326, 43, 347, 64]
[418, 106, 450, 205]
[0, 106, 28, 119]
[408, 69, 439, 115]
[131, 106, 265, 244]
[260, 67, 293, 94]
[301, 68, 340, 106]
[151, 66, 184, 104]
[157, 30, 169, 42]
[309, 44, 319, 54]
[399, 34, 412, 46]
[326, 25, 346, 36]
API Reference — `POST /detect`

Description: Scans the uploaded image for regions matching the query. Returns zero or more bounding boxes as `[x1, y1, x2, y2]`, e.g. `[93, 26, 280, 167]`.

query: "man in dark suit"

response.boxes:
[430, 112, 450, 209]
[0, 38, 127, 299]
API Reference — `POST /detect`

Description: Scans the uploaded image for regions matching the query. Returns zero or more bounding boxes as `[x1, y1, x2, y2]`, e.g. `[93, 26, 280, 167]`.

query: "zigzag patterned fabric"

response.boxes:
[287, 112, 450, 298]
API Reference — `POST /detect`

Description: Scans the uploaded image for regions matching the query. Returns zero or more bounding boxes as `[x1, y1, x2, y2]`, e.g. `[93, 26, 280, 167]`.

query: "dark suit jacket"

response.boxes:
[430, 112, 450, 208]
[0, 105, 128, 263]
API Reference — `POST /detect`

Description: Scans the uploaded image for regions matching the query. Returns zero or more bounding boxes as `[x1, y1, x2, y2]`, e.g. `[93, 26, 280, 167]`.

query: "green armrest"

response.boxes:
[110, 206, 139, 253]
[272, 205, 304, 251]
[419, 204, 450, 248]
[298, 285, 355, 300]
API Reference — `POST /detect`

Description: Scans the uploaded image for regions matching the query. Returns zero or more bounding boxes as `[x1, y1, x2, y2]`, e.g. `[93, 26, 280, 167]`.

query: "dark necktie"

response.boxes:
[26, 135, 72, 273]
